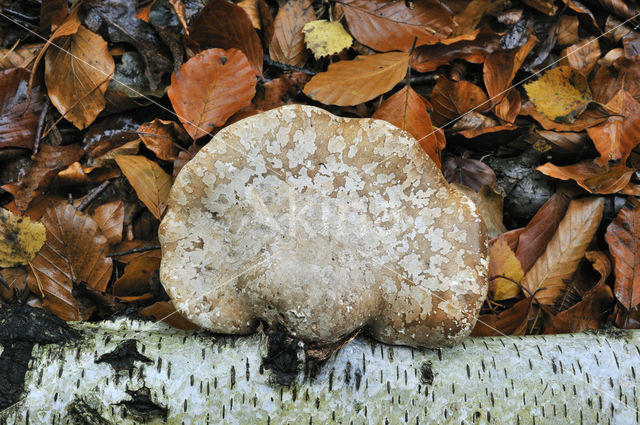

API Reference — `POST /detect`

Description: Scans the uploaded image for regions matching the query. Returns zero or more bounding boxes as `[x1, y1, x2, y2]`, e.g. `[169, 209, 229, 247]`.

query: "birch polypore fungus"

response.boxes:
[159, 105, 488, 347]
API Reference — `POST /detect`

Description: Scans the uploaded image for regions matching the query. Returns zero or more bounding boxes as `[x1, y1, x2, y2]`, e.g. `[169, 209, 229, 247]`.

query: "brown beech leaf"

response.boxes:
[10, 144, 84, 213]
[40, 0, 68, 30]
[115, 155, 171, 220]
[521, 198, 604, 307]
[493, 88, 521, 124]
[483, 36, 537, 105]
[556, 15, 579, 46]
[269, 0, 315, 67]
[606, 198, 640, 312]
[253, 71, 310, 111]
[55, 163, 120, 186]
[515, 192, 570, 274]
[453, 184, 506, 239]
[138, 119, 188, 161]
[537, 161, 634, 194]
[339, 0, 453, 52]
[559, 37, 600, 76]
[411, 27, 500, 73]
[27, 202, 112, 321]
[544, 282, 614, 333]
[112, 256, 160, 301]
[442, 157, 496, 192]
[0, 43, 42, 71]
[44, 25, 115, 129]
[92, 201, 124, 245]
[429, 77, 490, 127]
[471, 297, 533, 336]
[239, 0, 261, 29]
[168, 48, 256, 140]
[0, 267, 28, 302]
[139, 301, 199, 330]
[372, 86, 442, 166]
[532, 130, 587, 156]
[587, 89, 640, 167]
[521, 100, 608, 131]
[0, 68, 44, 153]
[303, 52, 409, 106]
[590, 57, 640, 104]
[488, 236, 524, 301]
[189, 0, 263, 77]
[452, 0, 506, 36]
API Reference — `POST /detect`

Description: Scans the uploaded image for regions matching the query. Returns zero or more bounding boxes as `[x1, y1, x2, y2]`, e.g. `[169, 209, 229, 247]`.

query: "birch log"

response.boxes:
[0, 306, 639, 425]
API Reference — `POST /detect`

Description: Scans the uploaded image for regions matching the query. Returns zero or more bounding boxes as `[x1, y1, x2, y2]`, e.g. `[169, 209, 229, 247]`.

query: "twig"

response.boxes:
[264, 56, 317, 76]
[33, 100, 49, 155]
[108, 245, 161, 257]
[76, 180, 111, 212]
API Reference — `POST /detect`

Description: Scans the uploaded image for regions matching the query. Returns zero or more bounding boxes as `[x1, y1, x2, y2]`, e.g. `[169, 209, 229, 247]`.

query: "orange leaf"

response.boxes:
[521, 198, 604, 307]
[27, 202, 112, 320]
[189, 0, 263, 76]
[537, 161, 634, 194]
[520, 100, 608, 132]
[587, 89, 640, 167]
[303, 52, 409, 106]
[253, 71, 310, 111]
[112, 256, 160, 300]
[559, 37, 600, 76]
[115, 155, 171, 220]
[429, 77, 489, 127]
[138, 119, 187, 161]
[168, 48, 256, 140]
[606, 198, 640, 311]
[92, 201, 124, 245]
[471, 297, 533, 336]
[44, 25, 114, 129]
[452, 0, 506, 36]
[544, 283, 614, 333]
[0, 68, 44, 152]
[493, 88, 521, 124]
[489, 236, 524, 301]
[483, 36, 537, 105]
[268, 0, 315, 67]
[372, 86, 442, 166]
[139, 301, 199, 330]
[590, 57, 640, 104]
[340, 0, 452, 52]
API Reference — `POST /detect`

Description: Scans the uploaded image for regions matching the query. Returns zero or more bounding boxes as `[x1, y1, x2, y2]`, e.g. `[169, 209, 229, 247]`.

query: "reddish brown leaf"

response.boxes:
[556, 15, 579, 46]
[411, 28, 500, 73]
[0, 43, 42, 71]
[493, 88, 521, 124]
[532, 130, 587, 156]
[587, 89, 640, 167]
[442, 157, 496, 192]
[0, 267, 28, 302]
[429, 77, 490, 127]
[525, 0, 557, 14]
[372, 86, 442, 166]
[138, 119, 188, 161]
[452, 0, 506, 37]
[303, 52, 409, 106]
[139, 301, 200, 330]
[115, 155, 171, 220]
[483, 36, 537, 105]
[559, 37, 600, 76]
[55, 163, 120, 186]
[112, 256, 160, 301]
[269, 0, 315, 67]
[471, 297, 533, 336]
[28, 202, 112, 320]
[189, 0, 263, 77]
[520, 101, 608, 131]
[92, 201, 124, 245]
[40, 0, 68, 30]
[0, 68, 44, 153]
[340, 0, 453, 52]
[168, 48, 256, 139]
[544, 283, 614, 333]
[253, 71, 310, 111]
[590, 57, 640, 104]
[606, 198, 640, 312]
[515, 193, 570, 274]
[537, 161, 634, 194]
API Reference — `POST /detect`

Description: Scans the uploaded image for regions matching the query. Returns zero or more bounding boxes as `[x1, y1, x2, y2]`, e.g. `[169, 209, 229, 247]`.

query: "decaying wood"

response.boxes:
[0, 305, 638, 425]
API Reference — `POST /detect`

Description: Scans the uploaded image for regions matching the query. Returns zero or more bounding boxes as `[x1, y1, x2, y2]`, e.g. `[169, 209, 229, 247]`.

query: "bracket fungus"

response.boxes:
[159, 105, 488, 348]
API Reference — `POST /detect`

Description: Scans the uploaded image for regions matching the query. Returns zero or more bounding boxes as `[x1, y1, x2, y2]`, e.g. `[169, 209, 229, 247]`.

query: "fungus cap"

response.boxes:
[159, 105, 488, 347]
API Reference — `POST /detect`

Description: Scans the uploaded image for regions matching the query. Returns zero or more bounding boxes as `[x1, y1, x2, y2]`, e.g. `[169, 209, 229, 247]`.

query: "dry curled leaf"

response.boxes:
[488, 236, 524, 301]
[0, 208, 46, 268]
[269, 0, 315, 67]
[537, 161, 634, 194]
[138, 119, 188, 161]
[471, 297, 533, 336]
[168, 48, 256, 140]
[430, 77, 490, 127]
[115, 155, 171, 220]
[27, 202, 112, 320]
[92, 201, 124, 245]
[303, 52, 409, 106]
[442, 157, 496, 192]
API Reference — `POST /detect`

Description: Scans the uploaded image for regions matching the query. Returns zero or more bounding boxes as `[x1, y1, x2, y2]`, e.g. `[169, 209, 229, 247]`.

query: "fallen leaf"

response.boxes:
[488, 236, 524, 301]
[138, 119, 188, 161]
[238, 0, 261, 29]
[0, 267, 28, 302]
[28, 202, 112, 320]
[493, 88, 521, 124]
[253, 71, 310, 111]
[411, 27, 500, 72]
[452, 0, 507, 36]
[189, 0, 263, 76]
[139, 301, 199, 330]
[0, 68, 44, 153]
[556, 15, 579, 46]
[532, 130, 587, 156]
[429, 77, 490, 127]
[525, 0, 557, 15]
[91, 139, 141, 168]
[586, 89, 640, 167]
[521, 197, 604, 307]
[606, 197, 640, 312]
[537, 161, 634, 194]
[523, 66, 593, 123]
[590, 57, 640, 104]
[92, 201, 124, 245]
[471, 297, 533, 336]
[55, 162, 120, 186]
[269, 0, 315, 67]
[115, 155, 171, 220]
[559, 37, 600, 76]
[303, 52, 409, 106]
[515, 192, 570, 273]
[442, 157, 496, 192]
[0, 43, 42, 70]
[521, 100, 608, 131]
[44, 25, 115, 129]
[302, 20, 353, 59]
[40, 0, 68, 30]
[0, 208, 46, 268]
[544, 283, 614, 333]
[112, 256, 160, 301]
[340, 0, 453, 52]
[453, 184, 506, 239]
[168, 48, 256, 139]
[483, 36, 537, 105]
[372, 86, 442, 166]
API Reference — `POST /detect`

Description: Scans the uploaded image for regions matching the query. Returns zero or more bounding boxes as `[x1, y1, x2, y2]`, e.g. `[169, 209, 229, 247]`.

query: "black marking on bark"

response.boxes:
[67, 397, 112, 424]
[329, 369, 334, 391]
[355, 369, 362, 390]
[246, 357, 250, 381]
[261, 326, 302, 386]
[344, 361, 352, 384]
[230, 366, 236, 389]
[190, 375, 194, 386]
[466, 364, 471, 379]
[96, 339, 153, 372]
[0, 305, 80, 410]
[119, 387, 168, 422]
[420, 362, 434, 386]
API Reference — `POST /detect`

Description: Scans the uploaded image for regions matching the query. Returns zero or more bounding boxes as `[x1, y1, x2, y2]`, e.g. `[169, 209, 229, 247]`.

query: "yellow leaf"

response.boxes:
[0, 208, 46, 267]
[115, 155, 172, 220]
[489, 236, 523, 301]
[523, 66, 593, 123]
[302, 20, 353, 59]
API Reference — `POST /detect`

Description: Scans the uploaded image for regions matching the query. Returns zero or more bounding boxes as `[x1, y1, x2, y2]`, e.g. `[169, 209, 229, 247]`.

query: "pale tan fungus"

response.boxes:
[159, 105, 488, 347]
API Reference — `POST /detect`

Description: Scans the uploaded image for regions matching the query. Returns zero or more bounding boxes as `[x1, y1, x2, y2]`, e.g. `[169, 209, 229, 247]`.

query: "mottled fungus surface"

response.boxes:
[159, 105, 488, 347]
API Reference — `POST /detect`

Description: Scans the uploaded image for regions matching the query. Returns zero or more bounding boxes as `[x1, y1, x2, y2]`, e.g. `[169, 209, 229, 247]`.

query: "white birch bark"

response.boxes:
[1, 318, 639, 425]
